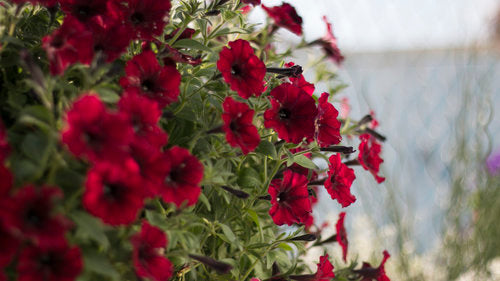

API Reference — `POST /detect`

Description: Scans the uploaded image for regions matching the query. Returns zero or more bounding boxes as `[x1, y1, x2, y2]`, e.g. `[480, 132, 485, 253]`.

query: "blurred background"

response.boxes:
[249, 1, 500, 280]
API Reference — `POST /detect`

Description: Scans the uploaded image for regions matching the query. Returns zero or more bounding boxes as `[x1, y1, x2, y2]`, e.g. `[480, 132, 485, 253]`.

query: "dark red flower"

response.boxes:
[222, 97, 260, 155]
[164, 27, 196, 40]
[319, 16, 344, 65]
[356, 250, 391, 281]
[268, 170, 311, 226]
[17, 241, 82, 281]
[285, 62, 315, 95]
[88, 19, 133, 63]
[42, 16, 94, 75]
[2, 185, 70, 248]
[264, 83, 317, 144]
[358, 134, 385, 183]
[131, 220, 173, 281]
[59, 0, 109, 23]
[0, 222, 19, 269]
[61, 94, 134, 162]
[316, 92, 342, 147]
[217, 39, 266, 99]
[157, 146, 203, 207]
[315, 254, 335, 280]
[118, 88, 167, 148]
[242, 0, 260, 5]
[335, 212, 348, 262]
[118, 0, 172, 40]
[262, 3, 303, 35]
[0, 165, 12, 197]
[324, 154, 356, 207]
[120, 50, 181, 108]
[83, 160, 145, 225]
[128, 140, 165, 197]
[0, 119, 9, 162]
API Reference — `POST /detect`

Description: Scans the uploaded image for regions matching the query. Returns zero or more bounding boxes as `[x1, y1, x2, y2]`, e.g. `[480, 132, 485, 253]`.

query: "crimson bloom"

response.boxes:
[314, 254, 335, 280]
[222, 97, 260, 155]
[117, 0, 172, 40]
[264, 83, 317, 144]
[118, 88, 167, 148]
[358, 134, 385, 183]
[0, 120, 9, 162]
[17, 241, 82, 281]
[131, 221, 173, 281]
[0, 165, 12, 198]
[120, 50, 181, 108]
[324, 154, 356, 207]
[0, 221, 19, 269]
[355, 251, 391, 281]
[336, 212, 348, 262]
[285, 62, 315, 95]
[42, 16, 93, 75]
[61, 94, 134, 162]
[319, 16, 344, 65]
[316, 92, 342, 147]
[2, 185, 70, 248]
[268, 170, 311, 226]
[83, 160, 144, 226]
[59, 0, 110, 23]
[157, 146, 203, 207]
[217, 39, 266, 99]
[262, 3, 303, 35]
[88, 19, 133, 63]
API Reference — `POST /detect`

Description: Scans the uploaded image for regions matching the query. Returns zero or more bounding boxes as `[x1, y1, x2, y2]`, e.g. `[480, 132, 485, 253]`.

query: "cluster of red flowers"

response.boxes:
[40, 0, 173, 75]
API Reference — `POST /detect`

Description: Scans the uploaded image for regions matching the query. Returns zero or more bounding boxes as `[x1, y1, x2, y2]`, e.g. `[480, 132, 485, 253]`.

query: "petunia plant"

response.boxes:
[0, 0, 390, 280]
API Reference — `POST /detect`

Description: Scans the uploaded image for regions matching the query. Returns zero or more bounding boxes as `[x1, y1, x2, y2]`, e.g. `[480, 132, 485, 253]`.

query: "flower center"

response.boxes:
[229, 120, 238, 132]
[50, 36, 64, 48]
[76, 5, 92, 19]
[103, 184, 123, 201]
[25, 208, 43, 227]
[277, 191, 287, 202]
[231, 64, 242, 77]
[278, 108, 291, 120]
[141, 79, 155, 92]
[130, 12, 145, 25]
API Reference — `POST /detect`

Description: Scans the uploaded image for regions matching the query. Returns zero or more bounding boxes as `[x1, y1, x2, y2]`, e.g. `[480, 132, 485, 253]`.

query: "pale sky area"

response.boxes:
[252, 0, 500, 52]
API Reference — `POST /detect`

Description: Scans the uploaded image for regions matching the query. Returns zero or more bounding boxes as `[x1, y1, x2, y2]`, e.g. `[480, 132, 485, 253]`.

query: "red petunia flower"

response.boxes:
[356, 250, 391, 281]
[285, 62, 315, 95]
[117, 0, 172, 40]
[128, 140, 165, 197]
[217, 39, 266, 99]
[83, 160, 145, 226]
[59, 0, 109, 23]
[0, 165, 12, 197]
[268, 170, 311, 226]
[315, 254, 335, 280]
[316, 92, 342, 147]
[320, 16, 344, 65]
[118, 88, 167, 148]
[324, 154, 356, 208]
[157, 146, 203, 207]
[17, 241, 82, 281]
[2, 185, 70, 248]
[88, 19, 133, 63]
[42, 16, 94, 75]
[222, 97, 260, 155]
[336, 212, 348, 262]
[264, 83, 317, 144]
[0, 120, 9, 162]
[0, 222, 19, 269]
[262, 3, 303, 36]
[358, 134, 385, 183]
[61, 94, 134, 162]
[131, 220, 173, 281]
[120, 50, 181, 108]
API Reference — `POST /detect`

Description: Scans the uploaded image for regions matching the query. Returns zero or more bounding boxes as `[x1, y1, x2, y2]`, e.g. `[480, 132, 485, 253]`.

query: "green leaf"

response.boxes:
[173, 39, 213, 53]
[247, 209, 260, 228]
[83, 251, 119, 280]
[145, 210, 168, 229]
[277, 243, 293, 252]
[71, 211, 110, 250]
[95, 87, 120, 103]
[293, 155, 317, 170]
[198, 192, 211, 211]
[219, 223, 237, 243]
[255, 140, 277, 159]
[237, 167, 260, 188]
[20, 132, 50, 162]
